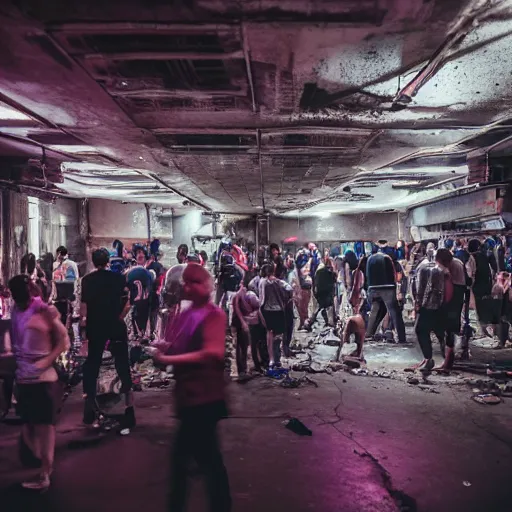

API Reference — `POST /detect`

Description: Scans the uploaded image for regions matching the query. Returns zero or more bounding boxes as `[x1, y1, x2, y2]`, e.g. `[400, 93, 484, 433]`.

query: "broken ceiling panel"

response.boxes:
[1, 0, 512, 215]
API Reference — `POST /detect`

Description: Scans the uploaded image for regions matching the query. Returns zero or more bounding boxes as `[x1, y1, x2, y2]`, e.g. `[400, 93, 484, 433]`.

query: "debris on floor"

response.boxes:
[284, 418, 313, 436]
[472, 394, 501, 405]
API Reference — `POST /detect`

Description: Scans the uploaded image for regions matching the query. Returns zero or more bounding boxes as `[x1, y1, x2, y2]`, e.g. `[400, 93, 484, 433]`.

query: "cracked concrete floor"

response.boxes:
[1, 372, 512, 512]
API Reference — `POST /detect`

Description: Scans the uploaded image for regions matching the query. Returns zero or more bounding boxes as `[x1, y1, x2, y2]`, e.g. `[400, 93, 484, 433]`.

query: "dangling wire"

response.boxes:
[41, 147, 48, 189]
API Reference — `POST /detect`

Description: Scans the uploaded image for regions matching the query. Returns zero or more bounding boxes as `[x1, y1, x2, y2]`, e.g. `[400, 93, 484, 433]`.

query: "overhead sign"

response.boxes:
[408, 186, 503, 227]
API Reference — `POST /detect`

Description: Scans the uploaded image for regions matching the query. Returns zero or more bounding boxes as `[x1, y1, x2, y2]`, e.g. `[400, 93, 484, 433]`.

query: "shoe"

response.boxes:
[22, 472, 50, 491]
[122, 406, 136, 429]
[419, 358, 434, 374]
[83, 399, 96, 425]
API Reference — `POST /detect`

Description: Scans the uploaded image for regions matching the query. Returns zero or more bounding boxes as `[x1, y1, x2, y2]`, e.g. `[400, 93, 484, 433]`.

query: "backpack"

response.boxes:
[220, 254, 243, 292]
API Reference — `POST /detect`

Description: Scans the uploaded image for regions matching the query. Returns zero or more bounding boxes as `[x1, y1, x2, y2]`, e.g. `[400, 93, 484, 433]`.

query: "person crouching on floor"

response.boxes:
[9, 274, 70, 491]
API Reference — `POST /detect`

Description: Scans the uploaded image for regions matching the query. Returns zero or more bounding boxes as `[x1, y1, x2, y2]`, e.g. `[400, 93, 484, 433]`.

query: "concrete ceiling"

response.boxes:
[0, 0, 512, 215]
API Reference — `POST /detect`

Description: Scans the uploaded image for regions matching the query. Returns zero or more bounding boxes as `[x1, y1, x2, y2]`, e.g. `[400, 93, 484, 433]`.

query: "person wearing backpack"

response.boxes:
[414, 249, 454, 374]
[9, 274, 70, 491]
[218, 253, 244, 324]
[259, 264, 293, 367]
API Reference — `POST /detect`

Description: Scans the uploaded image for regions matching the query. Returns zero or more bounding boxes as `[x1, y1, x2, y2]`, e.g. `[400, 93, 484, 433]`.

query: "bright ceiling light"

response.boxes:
[49, 145, 100, 154]
[0, 104, 32, 121]
[316, 212, 332, 218]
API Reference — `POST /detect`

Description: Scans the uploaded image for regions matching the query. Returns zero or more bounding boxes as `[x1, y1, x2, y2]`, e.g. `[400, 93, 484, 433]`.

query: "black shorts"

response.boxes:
[262, 310, 286, 335]
[17, 381, 61, 425]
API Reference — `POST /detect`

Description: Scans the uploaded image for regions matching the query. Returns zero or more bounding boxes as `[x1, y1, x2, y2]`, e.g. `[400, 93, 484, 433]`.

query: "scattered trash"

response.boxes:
[463, 481, 472, 487]
[472, 394, 501, 405]
[350, 368, 368, 376]
[285, 418, 312, 436]
[407, 377, 420, 385]
[281, 374, 317, 389]
[266, 367, 289, 380]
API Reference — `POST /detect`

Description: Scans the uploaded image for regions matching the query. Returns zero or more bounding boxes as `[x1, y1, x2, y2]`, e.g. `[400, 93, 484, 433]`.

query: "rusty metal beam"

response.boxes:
[111, 87, 248, 98]
[393, 0, 493, 104]
[83, 50, 244, 61]
[257, 129, 265, 211]
[48, 22, 237, 33]
[241, 23, 257, 113]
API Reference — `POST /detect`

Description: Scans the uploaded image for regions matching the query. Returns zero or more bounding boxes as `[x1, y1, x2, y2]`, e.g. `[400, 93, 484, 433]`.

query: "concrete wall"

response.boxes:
[269, 213, 401, 244]
[88, 199, 174, 267]
[38, 197, 85, 271]
[1, 190, 85, 283]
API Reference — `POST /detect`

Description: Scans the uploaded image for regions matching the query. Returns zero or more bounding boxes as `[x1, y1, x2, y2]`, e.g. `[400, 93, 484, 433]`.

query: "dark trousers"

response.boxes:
[235, 326, 250, 375]
[169, 402, 231, 512]
[132, 299, 150, 338]
[367, 288, 406, 343]
[149, 293, 159, 337]
[284, 302, 294, 357]
[55, 300, 70, 327]
[249, 323, 269, 370]
[83, 327, 132, 399]
[309, 294, 334, 328]
[415, 308, 444, 360]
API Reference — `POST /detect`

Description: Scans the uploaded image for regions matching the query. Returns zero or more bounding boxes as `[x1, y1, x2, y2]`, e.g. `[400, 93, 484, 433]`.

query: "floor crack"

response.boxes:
[316, 381, 417, 512]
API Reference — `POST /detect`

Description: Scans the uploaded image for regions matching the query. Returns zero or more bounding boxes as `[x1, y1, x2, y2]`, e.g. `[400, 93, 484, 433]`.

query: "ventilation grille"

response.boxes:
[66, 33, 228, 54]
[156, 133, 257, 149]
[265, 132, 368, 148]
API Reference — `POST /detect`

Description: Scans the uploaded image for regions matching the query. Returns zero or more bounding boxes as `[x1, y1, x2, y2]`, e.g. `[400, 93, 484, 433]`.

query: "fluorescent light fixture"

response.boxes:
[49, 145, 100, 154]
[0, 104, 32, 121]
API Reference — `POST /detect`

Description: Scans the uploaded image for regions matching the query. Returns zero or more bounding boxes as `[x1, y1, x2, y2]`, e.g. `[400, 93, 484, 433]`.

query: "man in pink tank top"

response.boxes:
[152, 263, 231, 512]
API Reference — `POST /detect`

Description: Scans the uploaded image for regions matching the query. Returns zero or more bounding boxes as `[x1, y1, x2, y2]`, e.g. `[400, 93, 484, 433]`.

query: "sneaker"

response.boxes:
[22, 472, 50, 491]
[419, 358, 434, 374]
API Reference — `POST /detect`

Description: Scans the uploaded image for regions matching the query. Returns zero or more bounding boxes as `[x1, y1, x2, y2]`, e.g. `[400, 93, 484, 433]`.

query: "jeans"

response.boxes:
[415, 308, 444, 360]
[169, 402, 231, 512]
[83, 324, 132, 399]
[367, 288, 406, 343]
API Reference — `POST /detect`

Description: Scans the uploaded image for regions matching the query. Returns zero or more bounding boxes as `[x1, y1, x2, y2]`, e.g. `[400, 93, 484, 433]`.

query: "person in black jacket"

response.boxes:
[305, 259, 337, 330]
[366, 242, 406, 343]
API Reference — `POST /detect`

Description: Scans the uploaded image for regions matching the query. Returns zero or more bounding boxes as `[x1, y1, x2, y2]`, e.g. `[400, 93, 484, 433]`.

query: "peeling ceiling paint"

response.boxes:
[0, 0, 511, 215]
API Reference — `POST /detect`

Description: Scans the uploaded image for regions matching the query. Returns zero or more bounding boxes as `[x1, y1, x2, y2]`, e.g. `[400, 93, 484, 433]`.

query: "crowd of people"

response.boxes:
[2, 232, 512, 506]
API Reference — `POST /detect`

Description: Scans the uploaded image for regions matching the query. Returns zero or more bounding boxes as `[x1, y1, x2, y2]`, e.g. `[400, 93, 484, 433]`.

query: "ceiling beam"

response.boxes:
[48, 22, 238, 33]
[82, 50, 244, 61]
[110, 87, 248, 98]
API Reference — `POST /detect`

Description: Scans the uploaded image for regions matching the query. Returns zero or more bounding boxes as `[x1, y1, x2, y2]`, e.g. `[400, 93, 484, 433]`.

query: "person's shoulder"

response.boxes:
[207, 305, 227, 322]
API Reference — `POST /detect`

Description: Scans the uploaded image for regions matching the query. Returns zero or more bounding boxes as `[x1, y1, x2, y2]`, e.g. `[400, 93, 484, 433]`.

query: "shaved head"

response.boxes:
[183, 262, 211, 283]
[182, 263, 213, 303]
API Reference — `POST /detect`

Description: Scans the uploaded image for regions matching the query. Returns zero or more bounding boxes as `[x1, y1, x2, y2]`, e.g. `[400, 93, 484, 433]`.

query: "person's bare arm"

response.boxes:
[153, 308, 226, 366]
[35, 307, 71, 369]
[233, 292, 248, 332]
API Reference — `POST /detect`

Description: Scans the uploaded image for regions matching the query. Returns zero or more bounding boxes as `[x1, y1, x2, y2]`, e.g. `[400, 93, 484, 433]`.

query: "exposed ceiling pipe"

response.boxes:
[136, 170, 212, 212]
[241, 23, 258, 113]
[257, 129, 266, 211]
[393, 0, 494, 105]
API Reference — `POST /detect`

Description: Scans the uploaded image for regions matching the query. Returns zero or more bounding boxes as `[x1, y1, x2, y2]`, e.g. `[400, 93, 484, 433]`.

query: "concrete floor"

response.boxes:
[1, 363, 512, 512]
